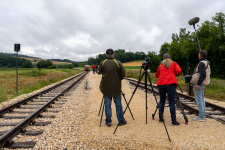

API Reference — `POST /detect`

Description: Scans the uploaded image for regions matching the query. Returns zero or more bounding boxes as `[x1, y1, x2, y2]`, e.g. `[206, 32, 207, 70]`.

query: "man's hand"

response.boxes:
[195, 85, 200, 90]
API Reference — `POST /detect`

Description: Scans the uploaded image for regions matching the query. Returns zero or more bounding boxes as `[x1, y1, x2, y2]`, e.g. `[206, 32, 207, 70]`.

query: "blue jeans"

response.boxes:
[104, 95, 125, 124]
[193, 84, 206, 118]
[93, 69, 95, 73]
[158, 84, 177, 123]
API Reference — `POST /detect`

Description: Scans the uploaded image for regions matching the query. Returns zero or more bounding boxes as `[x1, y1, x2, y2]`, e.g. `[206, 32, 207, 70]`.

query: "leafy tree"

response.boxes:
[46, 60, 53, 67]
[147, 51, 160, 72]
[159, 12, 225, 78]
[72, 62, 80, 67]
[95, 54, 106, 65]
[37, 60, 46, 68]
[87, 57, 96, 65]
[159, 42, 170, 61]
[37, 60, 53, 68]
[172, 33, 179, 41]
[212, 12, 225, 44]
[22, 60, 32, 68]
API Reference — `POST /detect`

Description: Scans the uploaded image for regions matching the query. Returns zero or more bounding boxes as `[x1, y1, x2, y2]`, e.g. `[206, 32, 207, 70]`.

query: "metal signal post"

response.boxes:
[14, 44, 20, 95]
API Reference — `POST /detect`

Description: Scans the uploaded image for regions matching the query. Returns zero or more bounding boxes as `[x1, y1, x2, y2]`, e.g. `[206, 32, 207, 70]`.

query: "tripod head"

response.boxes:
[141, 57, 151, 71]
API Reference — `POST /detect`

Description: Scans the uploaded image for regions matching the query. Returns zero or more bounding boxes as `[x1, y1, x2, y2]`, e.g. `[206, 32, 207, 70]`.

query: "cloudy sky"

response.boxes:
[0, 0, 225, 61]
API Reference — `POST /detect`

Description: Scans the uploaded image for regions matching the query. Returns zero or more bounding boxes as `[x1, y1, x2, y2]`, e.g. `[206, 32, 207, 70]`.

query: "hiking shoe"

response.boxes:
[193, 116, 206, 122]
[192, 116, 198, 120]
[118, 120, 127, 126]
[106, 123, 111, 127]
[172, 121, 180, 125]
[159, 118, 164, 122]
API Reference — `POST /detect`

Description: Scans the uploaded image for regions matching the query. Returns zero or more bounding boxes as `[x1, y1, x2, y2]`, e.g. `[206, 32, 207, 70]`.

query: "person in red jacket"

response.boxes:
[92, 64, 96, 74]
[155, 53, 182, 125]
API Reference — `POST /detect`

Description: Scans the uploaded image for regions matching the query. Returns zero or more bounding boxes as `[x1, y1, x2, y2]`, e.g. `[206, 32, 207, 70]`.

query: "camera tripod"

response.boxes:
[152, 84, 189, 124]
[113, 65, 171, 142]
[98, 91, 135, 127]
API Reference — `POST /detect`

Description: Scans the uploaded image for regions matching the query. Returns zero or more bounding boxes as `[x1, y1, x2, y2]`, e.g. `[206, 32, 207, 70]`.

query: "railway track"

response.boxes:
[0, 71, 88, 149]
[125, 77, 225, 125]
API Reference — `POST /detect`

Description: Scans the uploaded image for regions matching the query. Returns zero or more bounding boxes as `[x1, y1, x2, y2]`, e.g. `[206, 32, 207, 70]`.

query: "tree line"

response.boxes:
[87, 49, 147, 65]
[0, 53, 32, 68]
[147, 12, 225, 79]
[0, 53, 75, 69]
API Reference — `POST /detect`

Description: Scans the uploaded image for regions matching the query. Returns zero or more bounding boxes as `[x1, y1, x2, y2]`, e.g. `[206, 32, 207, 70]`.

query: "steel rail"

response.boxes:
[125, 77, 225, 124]
[0, 71, 88, 148]
[0, 72, 85, 117]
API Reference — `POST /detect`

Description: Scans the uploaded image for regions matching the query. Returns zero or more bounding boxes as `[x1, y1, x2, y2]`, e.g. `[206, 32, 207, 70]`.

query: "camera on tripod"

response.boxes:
[184, 75, 192, 83]
[142, 57, 151, 70]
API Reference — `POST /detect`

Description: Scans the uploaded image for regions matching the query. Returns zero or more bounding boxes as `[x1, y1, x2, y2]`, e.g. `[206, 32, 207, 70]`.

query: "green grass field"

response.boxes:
[31, 62, 72, 65]
[124, 66, 141, 69]
[133, 60, 145, 62]
[0, 68, 83, 103]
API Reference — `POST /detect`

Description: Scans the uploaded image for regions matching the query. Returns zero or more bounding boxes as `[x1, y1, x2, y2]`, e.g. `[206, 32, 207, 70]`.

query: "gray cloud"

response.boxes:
[0, 0, 225, 61]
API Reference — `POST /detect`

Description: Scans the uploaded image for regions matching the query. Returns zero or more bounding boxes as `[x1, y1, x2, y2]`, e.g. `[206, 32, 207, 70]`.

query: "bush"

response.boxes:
[47, 66, 56, 69]
[37, 59, 53, 68]
[22, 60, 32, 68]
[7, 63, 12, 68]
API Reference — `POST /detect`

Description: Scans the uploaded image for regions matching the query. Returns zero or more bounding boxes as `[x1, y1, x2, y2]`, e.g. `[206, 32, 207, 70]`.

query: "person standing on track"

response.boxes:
[155, 53, 182, 125]
[98, 48, 127, 127]
[190, 50, 211, 122]
[92, 64, 96, 74]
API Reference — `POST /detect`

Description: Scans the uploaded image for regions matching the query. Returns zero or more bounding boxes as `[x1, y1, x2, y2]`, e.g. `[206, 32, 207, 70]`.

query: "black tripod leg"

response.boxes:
[98, 97, 104, 116]
[152, 106, 158, 120]
[147, 73, 171, 142]
[158, 107, 171, 142]
[121, 91, 135, 120]
[145, 72, 148, 124]
[99, 100, 105, 127]
[176, 92, 188, 124]
[113, 71, 145, 134]
[124, 71, 145, 113]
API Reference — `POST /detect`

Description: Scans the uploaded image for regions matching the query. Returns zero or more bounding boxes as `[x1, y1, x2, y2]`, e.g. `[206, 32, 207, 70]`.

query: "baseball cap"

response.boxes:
[106, 49, 114, 54]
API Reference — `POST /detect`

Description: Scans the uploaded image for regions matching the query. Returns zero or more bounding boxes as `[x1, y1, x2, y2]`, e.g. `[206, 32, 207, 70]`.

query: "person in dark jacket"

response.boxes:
[98, 48, 127, 127]
[95, 65, 98, 73]
[155, 53, 182, 125]
[190, 50, 211, 122]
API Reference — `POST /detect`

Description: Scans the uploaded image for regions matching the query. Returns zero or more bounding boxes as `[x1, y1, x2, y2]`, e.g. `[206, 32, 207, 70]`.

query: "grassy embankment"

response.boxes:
[0, 68, 83, 103]
[126, 69, 225, 102]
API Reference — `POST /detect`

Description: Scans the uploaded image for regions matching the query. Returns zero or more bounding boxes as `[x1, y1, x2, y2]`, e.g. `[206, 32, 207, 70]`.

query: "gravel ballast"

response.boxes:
[1, 72, 225, 149]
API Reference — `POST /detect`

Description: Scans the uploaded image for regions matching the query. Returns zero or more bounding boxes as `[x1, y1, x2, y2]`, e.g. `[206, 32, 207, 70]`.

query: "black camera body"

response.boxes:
[185, 75, 192, 83]
[142, 57, 151, 70]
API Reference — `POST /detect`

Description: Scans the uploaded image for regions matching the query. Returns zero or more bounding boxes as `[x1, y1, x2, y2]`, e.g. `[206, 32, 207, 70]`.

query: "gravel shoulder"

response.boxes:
[1, 72, 224, 149]
[32, 73, 225, 149]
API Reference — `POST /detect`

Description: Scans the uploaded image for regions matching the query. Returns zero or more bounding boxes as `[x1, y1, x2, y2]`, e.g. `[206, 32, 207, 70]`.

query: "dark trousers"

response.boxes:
[158, 84, 177, 123]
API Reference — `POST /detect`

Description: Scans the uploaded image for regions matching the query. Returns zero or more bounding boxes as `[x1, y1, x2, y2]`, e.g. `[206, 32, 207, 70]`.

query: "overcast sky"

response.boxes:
[0, 0, 225, 61]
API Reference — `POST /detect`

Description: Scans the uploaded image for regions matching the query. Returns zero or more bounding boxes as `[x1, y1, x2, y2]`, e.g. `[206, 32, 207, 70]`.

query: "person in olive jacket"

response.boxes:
[98, 48, 127, 127]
